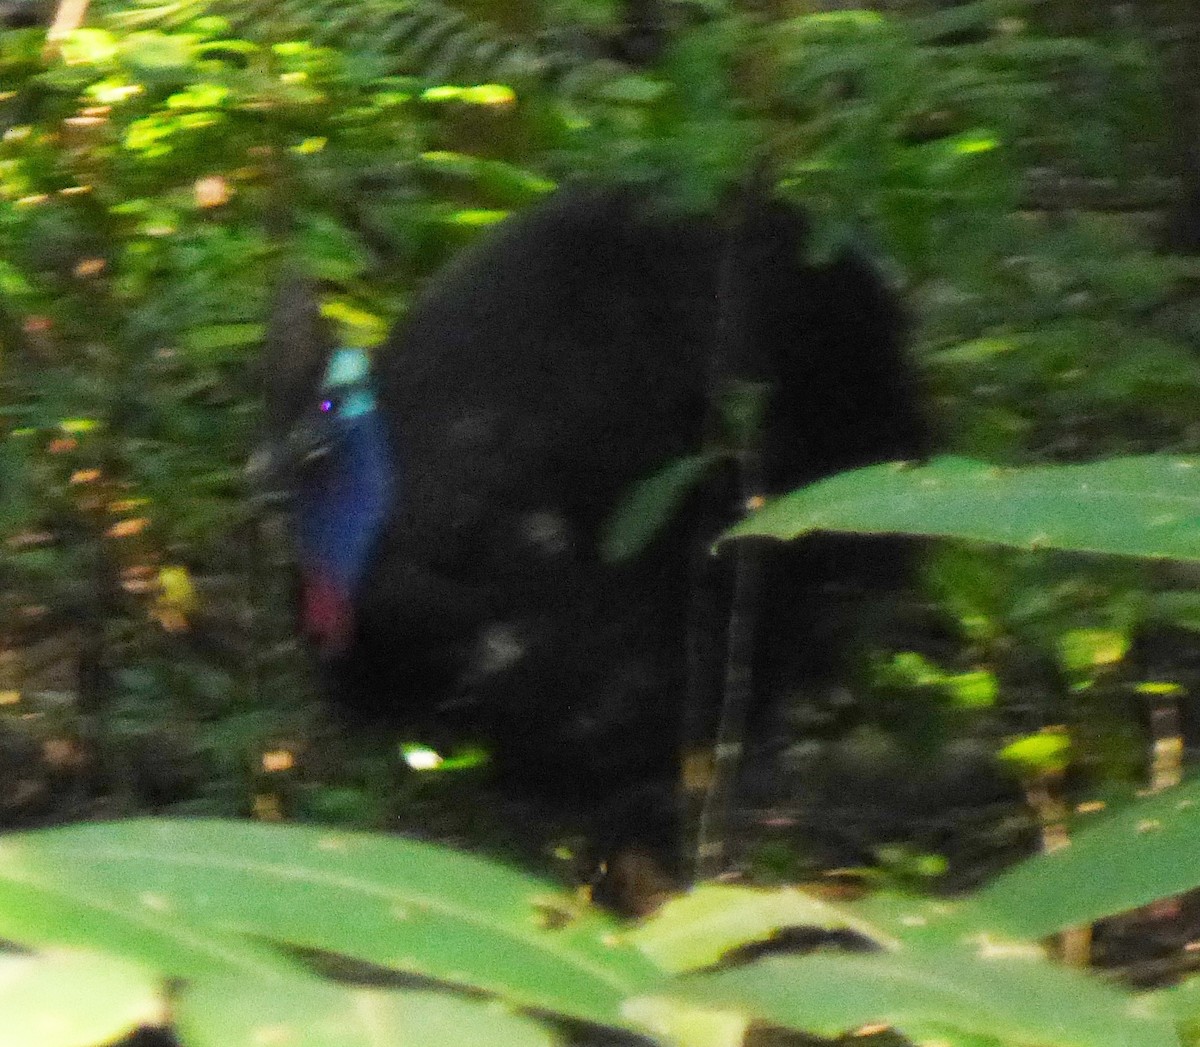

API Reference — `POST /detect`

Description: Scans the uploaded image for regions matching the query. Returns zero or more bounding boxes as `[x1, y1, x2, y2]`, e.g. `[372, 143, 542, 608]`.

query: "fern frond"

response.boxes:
[102, 0, 636, 104]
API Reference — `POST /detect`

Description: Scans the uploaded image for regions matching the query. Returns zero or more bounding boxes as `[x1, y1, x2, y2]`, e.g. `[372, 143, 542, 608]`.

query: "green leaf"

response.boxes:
[0, 819, 661, 1028]
[58, 28, 119, 65]
[910, 0, 997, 44]
[0, 862, 298, 982]
[0, 949, 162, 1047]
[418, 151, 554, 204]
[601, 452, 724, 563]
[1057, 628, 1129, 675]
[945, 669, 998, 709]
[176, 975, 556, 1047]
[974, 775, 1200, 938]
[998, 731, 1071, 775]
[932, 337, 1018, 365]
[651, 949, 1179, 1047]
[298, 214, 370, 283]
[120, 31, 195, 72]
[593, 74, 671, 105]
[1143, 976, 1200, 1029]
[181, 323, 264, 359]
[622, 997, 747, 1047]
[627, 884, 897, 974]
[321, 299, 390, 346]
[723, 456, 1200, 563]
[442, 208, 508, 228]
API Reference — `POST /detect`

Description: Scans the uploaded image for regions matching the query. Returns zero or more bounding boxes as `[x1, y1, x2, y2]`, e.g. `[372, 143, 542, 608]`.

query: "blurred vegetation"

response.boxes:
[1, 0, 1200, 907]
[2, 814, 1199, 1047]
[6, 0, 1200, 1042]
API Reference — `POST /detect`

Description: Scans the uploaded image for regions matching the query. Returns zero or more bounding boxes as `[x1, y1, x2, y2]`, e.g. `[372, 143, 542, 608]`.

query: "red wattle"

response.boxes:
[301, 569, 355, 656]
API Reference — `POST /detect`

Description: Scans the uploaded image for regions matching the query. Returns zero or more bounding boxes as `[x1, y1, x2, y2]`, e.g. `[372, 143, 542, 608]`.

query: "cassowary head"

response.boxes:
[249, 275, 395, 657]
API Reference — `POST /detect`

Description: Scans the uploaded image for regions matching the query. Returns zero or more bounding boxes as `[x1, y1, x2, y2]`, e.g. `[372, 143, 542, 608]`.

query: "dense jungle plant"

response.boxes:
[1, 0, 1191, 776]
[5, 798, 1200, 1047]
[1, 6, 1200, 1042]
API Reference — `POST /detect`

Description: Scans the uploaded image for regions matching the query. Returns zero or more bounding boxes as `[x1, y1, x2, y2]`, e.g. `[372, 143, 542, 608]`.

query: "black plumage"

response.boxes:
[256, 185, 927, 872]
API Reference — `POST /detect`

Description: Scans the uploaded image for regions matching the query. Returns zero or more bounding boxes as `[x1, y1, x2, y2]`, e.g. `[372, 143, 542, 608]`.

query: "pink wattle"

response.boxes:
[301, 568, 355, 656]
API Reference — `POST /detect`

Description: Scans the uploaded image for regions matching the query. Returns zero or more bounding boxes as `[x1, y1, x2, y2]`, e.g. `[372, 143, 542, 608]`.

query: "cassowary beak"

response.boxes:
[245, 444, 294, 509]
[246, 425, 334, 508]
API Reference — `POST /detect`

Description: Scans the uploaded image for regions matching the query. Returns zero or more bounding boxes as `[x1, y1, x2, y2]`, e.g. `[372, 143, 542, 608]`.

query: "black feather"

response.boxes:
[257, 185, 927, 872]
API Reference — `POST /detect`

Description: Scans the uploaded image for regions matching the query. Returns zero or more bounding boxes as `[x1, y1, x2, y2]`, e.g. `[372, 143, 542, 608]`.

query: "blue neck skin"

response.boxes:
[297, 351, 395, 599]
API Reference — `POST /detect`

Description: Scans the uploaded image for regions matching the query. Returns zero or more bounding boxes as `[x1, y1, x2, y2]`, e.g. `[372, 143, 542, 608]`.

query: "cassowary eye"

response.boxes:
[319, 399, 334, 414]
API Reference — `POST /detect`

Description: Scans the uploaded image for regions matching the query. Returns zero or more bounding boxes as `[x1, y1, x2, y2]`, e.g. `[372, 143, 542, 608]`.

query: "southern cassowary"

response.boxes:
[253, 185, 927, 875]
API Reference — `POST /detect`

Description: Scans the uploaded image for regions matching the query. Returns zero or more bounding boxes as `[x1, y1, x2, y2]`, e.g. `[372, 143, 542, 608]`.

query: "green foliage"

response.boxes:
[189, 0, 554, 88]
[724, 455, 1200, 563]
[998, 729, 1072, 775]
[175, 980, 560, 1047]
[663, 950, 1176, 1047]
[874, 651, 999, 710]
[0, 0, 1184, 715]
[600, 451, 724, 562]
[2, 2, 1200, 1043]
[974, 773, 1200, 940]
[627, 882, 886, 974]
[724, 451, 1200, 795]
[0, 818, 660, 1024]
[4, 817, 1200, 1046]
[0, 0, 551, 805]
[0, 950, 162, 1047]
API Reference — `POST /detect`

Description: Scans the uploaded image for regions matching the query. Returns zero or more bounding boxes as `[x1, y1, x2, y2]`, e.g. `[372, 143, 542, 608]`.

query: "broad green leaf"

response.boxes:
[651, 949, 1179, 1047]
[0, 949, 162, 1047]
[723, 455, 1200, 562]
[628, 884, 897, 974]
[1143, 976, 1200, 1030]
[0, 819, 661, 1028]
[0, 865, 298, 982]
[601, 452, 724, 563]
[622, 997, 747, 1047]
[192, 38, 259, 58]
[177, 975, 556, 1047]
[973, 775, 1200, 938]
[910, 0, 999, 43]
[60, 418, 100, 434]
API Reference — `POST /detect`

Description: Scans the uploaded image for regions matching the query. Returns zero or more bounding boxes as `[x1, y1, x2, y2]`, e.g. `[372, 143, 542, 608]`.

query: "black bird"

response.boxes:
[252, 185, 926, 881]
